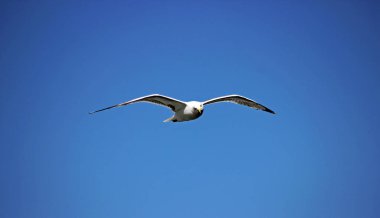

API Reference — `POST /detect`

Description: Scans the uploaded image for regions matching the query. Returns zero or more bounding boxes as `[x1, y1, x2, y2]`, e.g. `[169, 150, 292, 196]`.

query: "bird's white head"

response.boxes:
[188, 101, 204, 114]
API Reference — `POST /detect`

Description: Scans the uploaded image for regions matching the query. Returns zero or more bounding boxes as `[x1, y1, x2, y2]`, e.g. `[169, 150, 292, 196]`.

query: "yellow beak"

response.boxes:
[197, 107, 202, 114]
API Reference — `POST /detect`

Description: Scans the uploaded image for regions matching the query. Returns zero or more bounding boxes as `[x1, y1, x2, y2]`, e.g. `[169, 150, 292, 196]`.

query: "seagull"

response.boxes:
[90, 94, 275, 122]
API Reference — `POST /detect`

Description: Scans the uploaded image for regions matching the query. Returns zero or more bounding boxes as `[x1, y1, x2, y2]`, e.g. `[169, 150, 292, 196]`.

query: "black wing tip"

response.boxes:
[88, 105, 119, 115]
[88, 110, 100, 115]
[264, 108, 276, 114]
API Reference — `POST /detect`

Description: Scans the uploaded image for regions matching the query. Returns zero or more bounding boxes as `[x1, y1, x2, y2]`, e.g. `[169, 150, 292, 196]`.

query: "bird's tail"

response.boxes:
[163, 116, 176, 122]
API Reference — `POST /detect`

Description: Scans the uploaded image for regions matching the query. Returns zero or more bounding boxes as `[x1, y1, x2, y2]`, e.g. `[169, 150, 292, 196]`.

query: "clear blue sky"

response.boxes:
[1, 1, 379, 217]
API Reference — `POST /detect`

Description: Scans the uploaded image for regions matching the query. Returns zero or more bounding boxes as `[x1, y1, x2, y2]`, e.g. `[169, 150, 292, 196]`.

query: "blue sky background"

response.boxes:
[1, 0, 379, 217]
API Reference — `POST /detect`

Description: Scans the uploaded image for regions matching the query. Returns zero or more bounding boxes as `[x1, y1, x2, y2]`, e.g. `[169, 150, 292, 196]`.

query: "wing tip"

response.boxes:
[264, 108, 275, 114]
[88, 105, 119, 115]
[88, 110, 100, 115]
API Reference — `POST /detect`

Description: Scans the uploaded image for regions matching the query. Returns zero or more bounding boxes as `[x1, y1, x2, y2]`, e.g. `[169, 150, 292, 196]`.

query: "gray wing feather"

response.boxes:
[89, 94, 187, 114]
[203, 95, 275, 114]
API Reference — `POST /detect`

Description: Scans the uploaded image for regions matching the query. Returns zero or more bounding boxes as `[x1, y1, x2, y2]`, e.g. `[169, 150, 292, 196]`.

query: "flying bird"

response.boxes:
[90, 94, 275, 122]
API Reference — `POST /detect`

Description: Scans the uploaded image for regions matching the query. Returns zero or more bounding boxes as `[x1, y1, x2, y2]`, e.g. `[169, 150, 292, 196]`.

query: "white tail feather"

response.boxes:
[163, 116, 174, 122]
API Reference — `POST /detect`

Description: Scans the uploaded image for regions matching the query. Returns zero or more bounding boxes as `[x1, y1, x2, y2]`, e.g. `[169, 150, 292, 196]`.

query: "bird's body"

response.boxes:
[90, 94, 274, 122]
[166, 101, 204, 122]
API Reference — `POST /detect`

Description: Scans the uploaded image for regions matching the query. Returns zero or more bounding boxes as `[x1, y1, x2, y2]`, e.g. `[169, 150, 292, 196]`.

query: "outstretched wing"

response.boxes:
[203, 94, 275, 114]
[89, 94, 187, 114]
